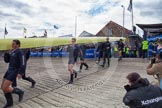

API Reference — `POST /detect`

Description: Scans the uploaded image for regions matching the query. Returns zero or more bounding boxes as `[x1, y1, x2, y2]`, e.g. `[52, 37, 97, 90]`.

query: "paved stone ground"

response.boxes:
[0, 57, 155, 108]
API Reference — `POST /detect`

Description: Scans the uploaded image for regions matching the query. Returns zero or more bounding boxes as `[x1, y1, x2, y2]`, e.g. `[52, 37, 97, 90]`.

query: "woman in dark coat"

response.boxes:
[2, 40, 25, 108]
[123, 72, 162, 108]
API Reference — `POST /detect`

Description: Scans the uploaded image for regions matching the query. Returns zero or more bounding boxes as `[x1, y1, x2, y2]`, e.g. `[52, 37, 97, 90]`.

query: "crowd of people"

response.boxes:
[1, 38, 162, 108]
[29, 38, 159, 61]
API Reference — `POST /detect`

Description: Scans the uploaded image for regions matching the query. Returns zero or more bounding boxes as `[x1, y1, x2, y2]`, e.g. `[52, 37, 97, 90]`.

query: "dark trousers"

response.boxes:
[98, 51, 103, 62]
[134, 51, 137, 58]
[142, 50, 148, 59]
[103, 52, 110, 66]
[80, 62, 88, 70]
[12, 74, 35, 87]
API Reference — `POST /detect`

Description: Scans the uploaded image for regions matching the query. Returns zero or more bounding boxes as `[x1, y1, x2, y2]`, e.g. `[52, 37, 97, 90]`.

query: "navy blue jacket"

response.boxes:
[4, 48, 26, 75]
[96, 42, 104, 52]
[118, 41, 124, 50]
[103, 41, 111, 53]
[123, 79, 162, 108]
[67, 44, 83, 61]
[80, 45, 87, 57]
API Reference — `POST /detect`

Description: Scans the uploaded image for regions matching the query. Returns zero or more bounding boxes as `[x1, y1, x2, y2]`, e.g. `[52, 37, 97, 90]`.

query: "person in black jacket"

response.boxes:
[1, 40, 25, 108]
[96, 42, 104, 64]
[67, 38, 83, 84]
[12, 49, 36, 88]
[123, 72, 162, 108]
[101, 38, 111, 67]
[79, 44, 89, 72]
[118, 39, 124, 61]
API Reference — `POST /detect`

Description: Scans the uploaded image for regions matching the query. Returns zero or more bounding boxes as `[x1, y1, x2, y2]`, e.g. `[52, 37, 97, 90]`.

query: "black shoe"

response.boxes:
[85, 67, 88, 70]
[74, 72, 77, 78]
[73, 70, 77, 78]
[68, 80, 73, 84]
[118, 57, 123, 61]
[26, 77, 36, 88]
[31, 81, 36, 88]
[108, 62, 110, 67]
[118, 58, 121, 61]
[121, 57, 122, 60]
[3, 93, 13, 108]
[12, 88, 24, 102]
[100, 65, 104, 67]
[68, 74, 73, 84]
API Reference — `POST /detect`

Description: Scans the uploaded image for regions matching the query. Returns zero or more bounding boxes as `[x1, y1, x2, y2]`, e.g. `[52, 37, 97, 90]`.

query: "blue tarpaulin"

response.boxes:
[147, 35, 162, 42]
[85, 49, 95, 58]
[30, 49, 96, 58]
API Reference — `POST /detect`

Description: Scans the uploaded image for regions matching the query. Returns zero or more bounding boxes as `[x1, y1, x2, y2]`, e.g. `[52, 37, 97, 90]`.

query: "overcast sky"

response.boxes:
[0, 0, 161, 38]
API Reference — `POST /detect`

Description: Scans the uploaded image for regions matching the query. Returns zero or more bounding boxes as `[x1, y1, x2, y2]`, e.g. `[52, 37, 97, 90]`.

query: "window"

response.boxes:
[108, 29, 113, 36]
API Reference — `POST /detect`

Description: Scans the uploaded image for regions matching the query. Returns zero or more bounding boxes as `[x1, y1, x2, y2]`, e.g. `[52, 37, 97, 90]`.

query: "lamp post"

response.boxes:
[75, 16, 77, 38]
[121, 5, 125, 37]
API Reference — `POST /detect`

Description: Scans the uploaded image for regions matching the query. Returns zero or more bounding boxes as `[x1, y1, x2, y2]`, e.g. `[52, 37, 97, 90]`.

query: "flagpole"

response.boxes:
[131, 0, 134, 34]
[4, 24, 7, 39]
[4, 31, 5, 39]
[121, 5, 125, 37]
[53, 27, 55, 37]
[75, 16, 77, 38]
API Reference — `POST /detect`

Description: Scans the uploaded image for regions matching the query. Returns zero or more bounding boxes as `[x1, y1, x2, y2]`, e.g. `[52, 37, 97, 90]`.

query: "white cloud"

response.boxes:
[0, 0, 161, 38]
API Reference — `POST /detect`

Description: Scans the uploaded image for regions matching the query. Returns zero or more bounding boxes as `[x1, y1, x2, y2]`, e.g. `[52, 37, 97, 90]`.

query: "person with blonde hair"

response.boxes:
[67, 38, 83, 84]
